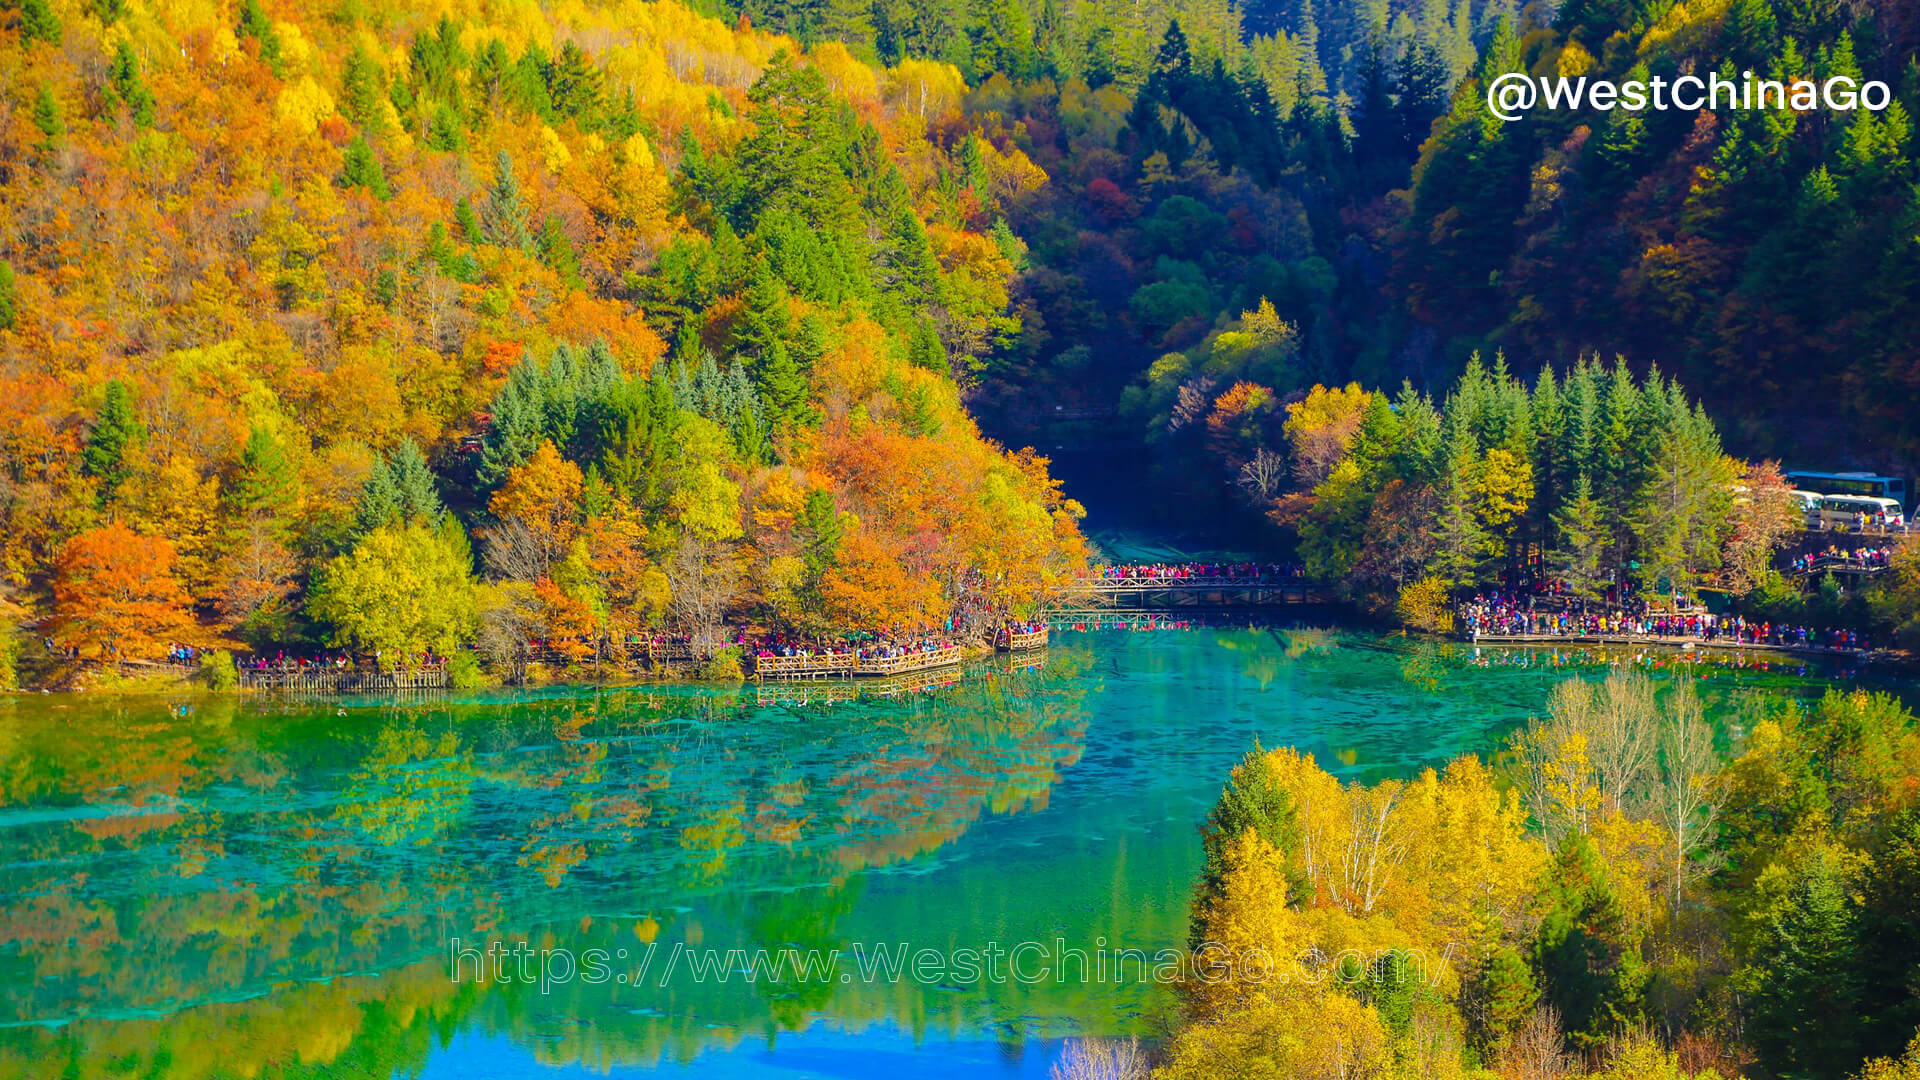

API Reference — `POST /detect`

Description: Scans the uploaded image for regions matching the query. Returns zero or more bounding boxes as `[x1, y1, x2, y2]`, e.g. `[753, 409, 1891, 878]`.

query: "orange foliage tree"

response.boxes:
[50, 522, 202, 661]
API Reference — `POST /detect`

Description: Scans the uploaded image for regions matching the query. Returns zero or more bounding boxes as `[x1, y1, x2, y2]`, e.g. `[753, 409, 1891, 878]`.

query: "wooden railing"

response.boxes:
[1002, 627, 1048, 650]
[1043, 577, 1333, 611]
[753, 645, 966, 680]
[752, 652, 857, 679]
[853, 645, 964, 676]
[1788, 556, 1892, 577]
[238, 667, 450, 692]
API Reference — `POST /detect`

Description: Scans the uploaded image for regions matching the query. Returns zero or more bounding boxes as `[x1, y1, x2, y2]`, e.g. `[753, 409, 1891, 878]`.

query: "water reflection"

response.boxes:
[0, 626, 1878, 1079]
[0, 649, 1097, 1078]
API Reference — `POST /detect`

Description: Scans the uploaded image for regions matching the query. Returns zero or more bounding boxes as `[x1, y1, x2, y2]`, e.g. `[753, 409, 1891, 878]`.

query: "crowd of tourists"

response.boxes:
[752, 634, 962, 662]
[994, 620, 1048, 647]
[239, 650, 447, 673]
[1089, 562, 1307, 581]
[1789, 544, 1896, 574]
[1459, 597, 1872, 653]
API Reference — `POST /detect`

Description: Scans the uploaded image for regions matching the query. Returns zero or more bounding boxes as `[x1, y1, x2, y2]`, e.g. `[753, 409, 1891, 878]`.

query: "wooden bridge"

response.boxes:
[1465, 630, 1867, 660]
[751, 645, 966, 681]
[1786, 556, 1892, 578]
[1042, 577, 1334, 612]
[237, 666, 451, 692]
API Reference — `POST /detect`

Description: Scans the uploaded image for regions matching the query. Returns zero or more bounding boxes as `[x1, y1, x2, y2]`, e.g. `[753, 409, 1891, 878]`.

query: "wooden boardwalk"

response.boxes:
[751, 645, 966, 681]
[1465, 631, 1866, 660]
[999, 627, 1048, 650]
[237, 667, 451, 692]
[1043, 577, 1333, 611]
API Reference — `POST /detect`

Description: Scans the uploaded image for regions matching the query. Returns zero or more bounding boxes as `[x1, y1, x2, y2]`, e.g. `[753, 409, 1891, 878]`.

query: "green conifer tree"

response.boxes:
[82, 379, 144, 502]
[31, 84, 62, 150]
[0, 261, 16, 332]
[18, 0, 61, 45]
[107, 42, 156, 127]
[236, 0, 284, 75]
[339, 136, 392, 199]
[482, 150, 533, 251]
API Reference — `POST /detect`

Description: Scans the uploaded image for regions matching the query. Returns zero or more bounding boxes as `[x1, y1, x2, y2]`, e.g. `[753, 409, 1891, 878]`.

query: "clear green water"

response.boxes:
[0, 626, 1891, 1079]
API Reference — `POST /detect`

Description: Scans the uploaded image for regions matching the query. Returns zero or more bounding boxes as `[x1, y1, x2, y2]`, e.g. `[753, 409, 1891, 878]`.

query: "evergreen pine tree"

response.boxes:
[1431, 432, 1491, 587]
[737, 255, 794, 360]
[548, 41, 604, 125]
[389, 439, 442, 523]
[227, 424, 296, 527]
[18, 0, 60, 45]
[352, 457, 402, 537]
[1532, 833, 1647, 1052]
[757, 340, 810, 438]
[799, 485, 844, 602]
[724, 360, 768, 462]
[1463, 946, 1538, 1060]
[339, 136, 392, 199]
[478, 357, 548, 488]
[341, 48, 386, 135]
[82, 379, 144, 502]
[0, 261, 16, 332]
[107, 42, 156, 127]
[482, 150, 533, 251]
[1748, 847, 1863, 1078]
[236, 0, 284, 75]
[454, 198, 483, 245]
[1189, 747, 1302, 949]
[1551, 474, 1610, 601]
[537, 215, 581, 285]
[31, 84, 62, 150]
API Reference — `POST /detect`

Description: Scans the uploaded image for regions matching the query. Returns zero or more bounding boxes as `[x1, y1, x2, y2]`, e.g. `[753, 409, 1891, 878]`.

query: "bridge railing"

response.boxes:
[752, 652, 857, 679]
[1788, 556, 1893, 577]
[1003, 627, 1048, 650]
[238, 667, 451, 692]
[854, 646, 965, 676]
[1061, 575, 1309, 591]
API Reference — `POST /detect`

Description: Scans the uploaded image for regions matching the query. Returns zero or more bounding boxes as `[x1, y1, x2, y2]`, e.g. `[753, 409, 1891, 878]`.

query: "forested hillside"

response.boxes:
[2, 0, 1914, 674]
[754, 0, 1919, 529]
[1396, 0, 1920, 465]
[0, 0, 1089, 675]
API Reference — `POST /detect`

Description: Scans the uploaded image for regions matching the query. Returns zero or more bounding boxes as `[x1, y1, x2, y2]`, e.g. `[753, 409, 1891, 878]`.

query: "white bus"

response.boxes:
[1790, 489, 1823, 525]
[1814, 494, 1905, 530]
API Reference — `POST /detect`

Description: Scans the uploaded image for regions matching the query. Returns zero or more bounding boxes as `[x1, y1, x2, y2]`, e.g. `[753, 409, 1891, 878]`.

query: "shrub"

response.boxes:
[1397, 576, 1455, 633]
[447, 651, 486, 689]
[197, 649, 238, 690]
[696, 646, 744, 682]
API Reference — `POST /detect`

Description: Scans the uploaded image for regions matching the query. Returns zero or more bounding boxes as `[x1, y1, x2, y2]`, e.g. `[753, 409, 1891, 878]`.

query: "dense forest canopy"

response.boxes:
[1, 0, 1917, 674]
[0, 0, 1089, 673]
[815, 0, 1920, 512]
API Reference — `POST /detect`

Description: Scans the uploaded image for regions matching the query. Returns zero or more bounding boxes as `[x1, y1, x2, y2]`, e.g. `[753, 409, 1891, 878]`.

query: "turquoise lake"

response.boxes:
[0, 625, 1891, 1079]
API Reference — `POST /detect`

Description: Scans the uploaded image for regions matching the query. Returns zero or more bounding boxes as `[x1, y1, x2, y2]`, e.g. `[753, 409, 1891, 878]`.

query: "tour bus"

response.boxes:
[1814, 494, 1906, 530]
[1790, 489, 1823, 526]
[1785, 470, 1908, 507]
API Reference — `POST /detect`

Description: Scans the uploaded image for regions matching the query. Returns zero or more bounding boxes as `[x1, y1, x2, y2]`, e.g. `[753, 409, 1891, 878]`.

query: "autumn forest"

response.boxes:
[7, 0, 1920, 1077]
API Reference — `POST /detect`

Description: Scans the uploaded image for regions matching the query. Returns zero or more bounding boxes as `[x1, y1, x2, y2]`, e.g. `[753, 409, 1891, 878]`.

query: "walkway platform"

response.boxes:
[237, 667, 451, 691]
[1044, 578, 1333, 611]
[1465, 631, 1866, 659]
[751, 645, 966, 680]
[999, 627, 1048, 650]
